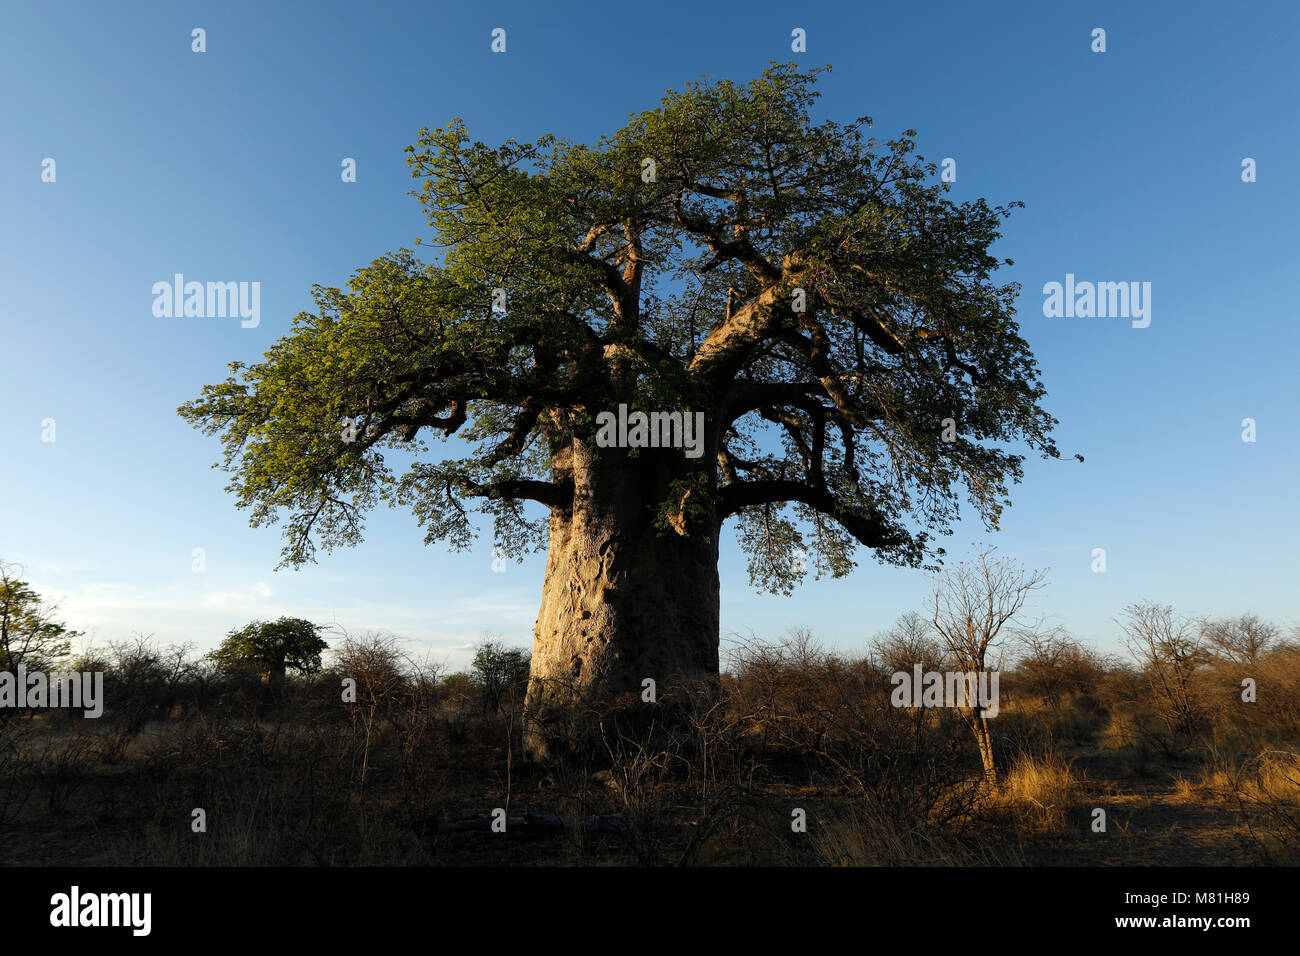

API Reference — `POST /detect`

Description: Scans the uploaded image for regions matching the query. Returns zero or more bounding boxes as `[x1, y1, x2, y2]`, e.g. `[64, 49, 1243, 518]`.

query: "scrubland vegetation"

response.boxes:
[2, 602, 1298, 866]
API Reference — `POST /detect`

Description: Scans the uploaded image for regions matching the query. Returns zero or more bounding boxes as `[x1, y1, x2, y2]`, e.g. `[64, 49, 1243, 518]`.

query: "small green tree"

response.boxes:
[210, 617, 328, 682]
[0, 560, 79, 673]
[470, 638, 531, 715]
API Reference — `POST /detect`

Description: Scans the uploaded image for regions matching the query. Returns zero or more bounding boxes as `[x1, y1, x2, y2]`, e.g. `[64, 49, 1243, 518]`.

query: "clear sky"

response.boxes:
[2, 0, 1296, 672]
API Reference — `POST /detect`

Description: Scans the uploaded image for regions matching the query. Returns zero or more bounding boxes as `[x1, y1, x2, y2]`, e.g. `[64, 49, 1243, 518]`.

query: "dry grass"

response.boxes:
[2, 625, 1300, 865]
[988, 750, 1083, 834]
[1233, 749, 1300, 862]
[813, 799, 1024, 866]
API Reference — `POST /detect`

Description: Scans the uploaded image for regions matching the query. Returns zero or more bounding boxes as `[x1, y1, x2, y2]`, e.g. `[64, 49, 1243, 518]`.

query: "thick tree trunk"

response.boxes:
[523, 447, 719, 758]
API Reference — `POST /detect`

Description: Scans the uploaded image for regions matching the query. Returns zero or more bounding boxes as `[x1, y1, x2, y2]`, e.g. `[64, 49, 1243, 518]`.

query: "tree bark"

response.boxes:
[523, 444, 719, 758]
[967, 708, 997, 786]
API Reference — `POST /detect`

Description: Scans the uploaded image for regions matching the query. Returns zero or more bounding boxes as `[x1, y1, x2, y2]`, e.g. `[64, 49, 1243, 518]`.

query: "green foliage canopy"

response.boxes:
[180, 63, 1067, 594]
[210, 616, 328, 679]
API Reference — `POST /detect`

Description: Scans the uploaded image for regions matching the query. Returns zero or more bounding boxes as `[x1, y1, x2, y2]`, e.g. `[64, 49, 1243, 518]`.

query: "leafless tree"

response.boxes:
[1119, 601, 1211, 742]
[929, 546, 1048, 784]
[871, 611, 949, 676]
[1012, 624, 1096, 712]
[1199, 613, 1279, 669]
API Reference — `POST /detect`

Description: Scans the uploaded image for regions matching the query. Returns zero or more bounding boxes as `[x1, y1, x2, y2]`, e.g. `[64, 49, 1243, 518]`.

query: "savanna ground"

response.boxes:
[3, 609, 1299, 868]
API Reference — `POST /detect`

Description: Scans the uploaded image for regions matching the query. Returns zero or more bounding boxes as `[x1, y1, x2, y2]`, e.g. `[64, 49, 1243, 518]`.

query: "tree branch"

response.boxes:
[718, 478, 909, 551]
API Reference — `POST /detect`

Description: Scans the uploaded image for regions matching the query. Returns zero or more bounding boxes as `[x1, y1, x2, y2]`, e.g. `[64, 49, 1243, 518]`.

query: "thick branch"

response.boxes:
[718, 478, 909, 550]
[671, 193, 781, 286]
[457, 475, 573, 511]
[688, 282, 789, 389]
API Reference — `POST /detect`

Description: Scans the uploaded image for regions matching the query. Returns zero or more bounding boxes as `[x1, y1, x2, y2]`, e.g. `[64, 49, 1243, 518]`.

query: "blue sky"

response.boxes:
[2, 0, 1296, 672]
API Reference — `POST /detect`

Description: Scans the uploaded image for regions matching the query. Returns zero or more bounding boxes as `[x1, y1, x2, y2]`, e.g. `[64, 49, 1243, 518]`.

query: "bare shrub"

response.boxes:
[1012, 626, 1110, 713]
[1119, 602, 1213, 747]
[333, 632, 411, 790]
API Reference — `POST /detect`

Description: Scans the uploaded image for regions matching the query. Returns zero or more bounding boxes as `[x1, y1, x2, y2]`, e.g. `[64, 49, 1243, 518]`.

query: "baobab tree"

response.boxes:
[179, 64, 1067, 753]
[209, 617, 328, 684]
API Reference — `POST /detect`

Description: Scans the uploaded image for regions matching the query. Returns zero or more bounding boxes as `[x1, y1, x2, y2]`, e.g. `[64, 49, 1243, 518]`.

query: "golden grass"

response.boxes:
[990, 751, 1082, 833]
[812, 799, 1023, 866]
[1231, 749, 1300, 862]
[1238, 750, 1300, 803]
